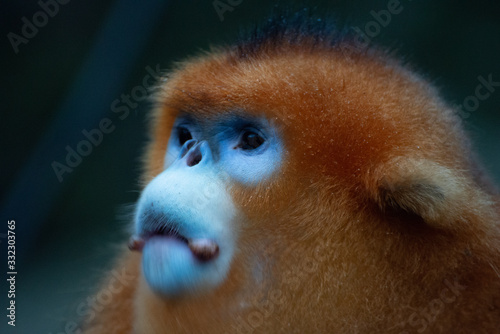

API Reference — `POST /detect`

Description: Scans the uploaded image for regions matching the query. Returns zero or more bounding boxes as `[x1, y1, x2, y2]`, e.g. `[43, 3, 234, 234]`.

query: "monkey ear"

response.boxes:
[366, 158, 469, 229]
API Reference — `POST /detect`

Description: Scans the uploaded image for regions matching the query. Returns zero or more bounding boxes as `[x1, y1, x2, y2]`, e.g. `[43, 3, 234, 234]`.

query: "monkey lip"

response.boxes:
[128, 230, 219, 262]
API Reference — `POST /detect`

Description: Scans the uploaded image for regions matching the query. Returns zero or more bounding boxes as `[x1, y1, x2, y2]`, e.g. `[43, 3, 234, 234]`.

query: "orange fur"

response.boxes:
[83, 21, 500, 333]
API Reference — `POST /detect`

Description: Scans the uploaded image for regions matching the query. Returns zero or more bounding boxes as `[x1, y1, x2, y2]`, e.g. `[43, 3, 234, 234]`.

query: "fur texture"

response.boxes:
[83, 17, 500, 333]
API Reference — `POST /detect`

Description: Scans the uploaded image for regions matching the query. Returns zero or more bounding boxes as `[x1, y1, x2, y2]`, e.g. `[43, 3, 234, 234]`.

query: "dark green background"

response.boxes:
[1, 0, 499, 333]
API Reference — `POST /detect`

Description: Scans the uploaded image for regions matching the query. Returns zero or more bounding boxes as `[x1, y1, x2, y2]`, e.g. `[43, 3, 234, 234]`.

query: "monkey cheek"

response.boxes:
[141, 236, 228, 297]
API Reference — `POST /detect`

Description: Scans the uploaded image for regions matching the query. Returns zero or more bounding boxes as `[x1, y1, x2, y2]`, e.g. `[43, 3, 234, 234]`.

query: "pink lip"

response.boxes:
[128, 235, 146, 251]
[128, 234, 219, 262]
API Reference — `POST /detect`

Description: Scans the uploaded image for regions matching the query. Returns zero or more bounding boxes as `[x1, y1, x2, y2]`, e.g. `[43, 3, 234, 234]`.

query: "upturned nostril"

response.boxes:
[186, 145, 202, 167]
[186, 140, 196, 151]
[179, 139, 197, 159]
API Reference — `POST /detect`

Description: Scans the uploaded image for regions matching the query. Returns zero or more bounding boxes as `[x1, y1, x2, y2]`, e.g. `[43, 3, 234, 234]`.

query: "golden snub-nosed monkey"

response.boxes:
[82, 14, 500, 334]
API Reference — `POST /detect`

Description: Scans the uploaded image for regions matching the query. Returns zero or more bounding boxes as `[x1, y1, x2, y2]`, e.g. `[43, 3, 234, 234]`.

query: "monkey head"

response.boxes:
[116, 19, 499, 333]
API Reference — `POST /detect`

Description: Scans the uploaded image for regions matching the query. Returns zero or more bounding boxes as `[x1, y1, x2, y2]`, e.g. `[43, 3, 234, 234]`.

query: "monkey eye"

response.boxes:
[238, 130, 265, 150]
[177, 127, 193, 145]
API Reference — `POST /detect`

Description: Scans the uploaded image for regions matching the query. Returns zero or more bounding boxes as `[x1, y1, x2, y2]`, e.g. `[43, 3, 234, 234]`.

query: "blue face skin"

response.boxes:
[164, 113, 283, 185]
[135, 112, 283, 297]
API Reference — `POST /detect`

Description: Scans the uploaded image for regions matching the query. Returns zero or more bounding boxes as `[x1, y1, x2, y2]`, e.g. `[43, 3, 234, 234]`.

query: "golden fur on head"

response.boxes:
[84, 15, 500, 333]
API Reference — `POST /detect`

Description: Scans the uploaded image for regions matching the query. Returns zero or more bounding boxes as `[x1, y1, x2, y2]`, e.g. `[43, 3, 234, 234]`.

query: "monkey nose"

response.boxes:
[178, 139, 197, 159]
[186, 144, 203, 167]
[177, 139, 202, 167]
[178, 140, 213, 167]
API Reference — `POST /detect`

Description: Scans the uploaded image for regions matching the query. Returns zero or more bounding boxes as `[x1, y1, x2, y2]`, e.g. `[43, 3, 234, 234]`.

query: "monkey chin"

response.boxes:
[128, 232, 224, 297]
[140, 236, 219, 297]
[131, 226, 230, 298]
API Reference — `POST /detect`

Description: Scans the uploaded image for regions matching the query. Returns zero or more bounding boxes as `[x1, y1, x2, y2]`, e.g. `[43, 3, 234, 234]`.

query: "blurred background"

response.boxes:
[0, 0, 499, 332]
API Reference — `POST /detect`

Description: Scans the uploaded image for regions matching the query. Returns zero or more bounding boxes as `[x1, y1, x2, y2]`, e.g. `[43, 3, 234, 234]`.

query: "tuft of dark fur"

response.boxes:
[235, 8, 349, 59]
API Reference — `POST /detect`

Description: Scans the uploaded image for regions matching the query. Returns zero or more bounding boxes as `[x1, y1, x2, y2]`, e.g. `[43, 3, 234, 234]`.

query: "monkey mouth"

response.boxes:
[128, 227, 219, 262]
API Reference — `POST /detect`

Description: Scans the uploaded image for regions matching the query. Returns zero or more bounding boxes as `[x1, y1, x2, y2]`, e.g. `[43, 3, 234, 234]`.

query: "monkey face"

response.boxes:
[131, 112, 283, 297]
